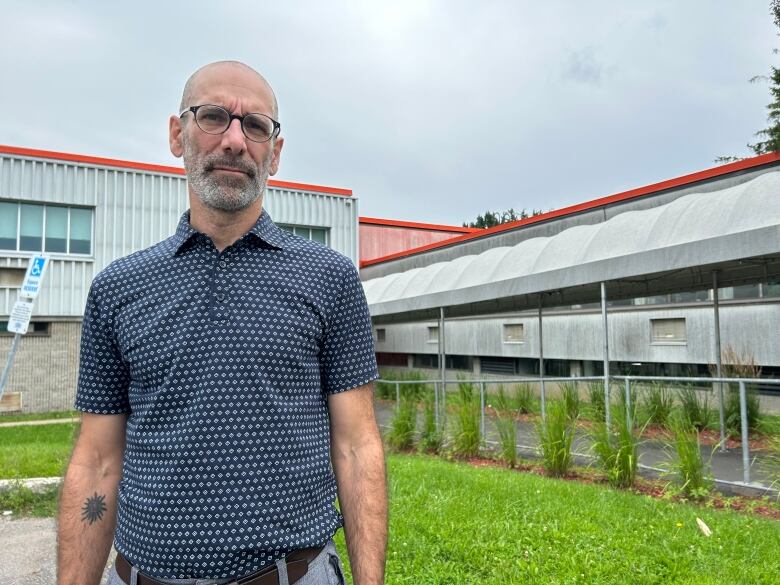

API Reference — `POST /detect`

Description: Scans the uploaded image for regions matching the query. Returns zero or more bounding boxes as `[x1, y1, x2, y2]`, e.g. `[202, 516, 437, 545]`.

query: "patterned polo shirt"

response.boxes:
[74, 209, 378, 579]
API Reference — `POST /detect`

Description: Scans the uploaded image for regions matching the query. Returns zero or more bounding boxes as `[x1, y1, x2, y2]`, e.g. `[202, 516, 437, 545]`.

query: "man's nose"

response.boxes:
[220, 118, 247, 154]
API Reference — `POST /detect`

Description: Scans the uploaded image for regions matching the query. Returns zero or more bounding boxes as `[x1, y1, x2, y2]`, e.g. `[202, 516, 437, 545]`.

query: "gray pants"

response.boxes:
[106, 540, 346, 585]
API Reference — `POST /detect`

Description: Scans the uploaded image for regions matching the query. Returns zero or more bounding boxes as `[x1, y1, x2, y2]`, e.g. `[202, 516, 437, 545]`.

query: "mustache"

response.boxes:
[204, 156, 257, 178]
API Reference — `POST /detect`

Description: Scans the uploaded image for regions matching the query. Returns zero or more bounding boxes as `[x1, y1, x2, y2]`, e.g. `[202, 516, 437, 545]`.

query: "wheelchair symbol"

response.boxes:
[30, 257, 45, 277]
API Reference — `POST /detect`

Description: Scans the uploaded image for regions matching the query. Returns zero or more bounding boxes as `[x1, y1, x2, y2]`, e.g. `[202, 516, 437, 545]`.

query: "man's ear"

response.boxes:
[169, 115, 184, 158]
[268, 136, 284, 176]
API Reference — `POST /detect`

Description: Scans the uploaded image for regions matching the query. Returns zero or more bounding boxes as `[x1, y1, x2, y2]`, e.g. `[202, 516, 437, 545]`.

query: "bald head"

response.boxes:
[179, 60, 279, 119]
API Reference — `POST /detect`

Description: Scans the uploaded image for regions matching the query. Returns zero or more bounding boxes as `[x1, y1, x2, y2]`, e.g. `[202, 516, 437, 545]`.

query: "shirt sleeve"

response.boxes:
[74, 276, 131, 414]
[319, 261, 379, 394]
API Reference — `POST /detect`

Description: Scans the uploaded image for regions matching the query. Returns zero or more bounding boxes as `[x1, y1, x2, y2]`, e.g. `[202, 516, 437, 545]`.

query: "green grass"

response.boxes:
[334, 454, 780, 584]
[0, 423, 78, 478]
[0, 483, 59, 517]
[5, 452, 780, 583]
[0, 410, 79, 423]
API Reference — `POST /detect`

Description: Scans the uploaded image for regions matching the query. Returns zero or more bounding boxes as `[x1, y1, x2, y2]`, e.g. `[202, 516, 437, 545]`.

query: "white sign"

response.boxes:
[7, 299, 34, 334]
[20, 255, 48, 299]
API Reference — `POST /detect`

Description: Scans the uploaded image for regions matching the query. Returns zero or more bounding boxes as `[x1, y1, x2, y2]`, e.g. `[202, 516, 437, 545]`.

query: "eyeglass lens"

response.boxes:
[195, 105, 276, 142]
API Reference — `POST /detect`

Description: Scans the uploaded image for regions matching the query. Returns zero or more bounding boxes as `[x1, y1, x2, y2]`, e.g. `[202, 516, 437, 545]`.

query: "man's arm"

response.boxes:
[57, 412, 127, 585]
[328, 383, 387, 585]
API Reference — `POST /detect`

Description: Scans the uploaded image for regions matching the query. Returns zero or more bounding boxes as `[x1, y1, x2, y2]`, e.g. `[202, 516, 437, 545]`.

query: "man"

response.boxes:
[57, 61, 387, 585]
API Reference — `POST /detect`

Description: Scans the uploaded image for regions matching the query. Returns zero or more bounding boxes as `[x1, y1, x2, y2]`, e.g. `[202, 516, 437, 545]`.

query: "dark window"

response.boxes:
[480, 356, 517, 375]
[413, 354, 439, 369]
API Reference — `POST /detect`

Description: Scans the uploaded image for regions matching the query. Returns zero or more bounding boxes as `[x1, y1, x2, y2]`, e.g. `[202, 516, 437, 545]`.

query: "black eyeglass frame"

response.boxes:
[179, 104, 281, 143]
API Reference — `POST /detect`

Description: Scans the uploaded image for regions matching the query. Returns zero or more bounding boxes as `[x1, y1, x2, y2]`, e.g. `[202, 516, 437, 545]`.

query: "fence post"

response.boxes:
[739, 381, 750, 484]
[434, 380, 440, 431]
[480, 381, 486, 439]
[395, 381, 400, 412]
[625, 378, 632, 430]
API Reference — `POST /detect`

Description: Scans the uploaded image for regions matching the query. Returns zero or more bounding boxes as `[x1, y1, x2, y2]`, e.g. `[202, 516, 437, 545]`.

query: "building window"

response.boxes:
[375, 328, 386, 342]
[503, 323, 524, 343]
[0, 320, 51, 336]
[278, 224, 329, 245]
[480, 356, 518, 375]
[651, 318, 686, 344]
[413, 354, 439, 369]
[0, 201, 93, 255]
[427, 326, 439, 343]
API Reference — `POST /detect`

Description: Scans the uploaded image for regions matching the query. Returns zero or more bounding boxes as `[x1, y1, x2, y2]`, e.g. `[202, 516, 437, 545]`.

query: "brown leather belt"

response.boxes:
[115, 546, 324, 585]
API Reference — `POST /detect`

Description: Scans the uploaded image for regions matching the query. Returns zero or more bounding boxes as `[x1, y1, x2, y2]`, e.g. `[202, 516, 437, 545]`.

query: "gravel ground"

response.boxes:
[0, 516, 115, 585]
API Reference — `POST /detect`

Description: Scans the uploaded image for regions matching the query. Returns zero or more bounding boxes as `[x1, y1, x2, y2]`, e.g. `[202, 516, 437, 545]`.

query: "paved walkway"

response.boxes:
[0, 418, 79, 428]
[0, 516, 115, 585]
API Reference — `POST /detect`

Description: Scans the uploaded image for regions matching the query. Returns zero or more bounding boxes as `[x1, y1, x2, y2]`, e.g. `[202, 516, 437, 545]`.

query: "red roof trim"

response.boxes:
[359, 216, 480, 233]
[360, 152, 780, 267]
[0, 145, 353, 196]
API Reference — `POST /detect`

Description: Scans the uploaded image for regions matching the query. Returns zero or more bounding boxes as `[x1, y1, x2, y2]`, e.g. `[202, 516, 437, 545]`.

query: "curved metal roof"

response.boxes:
[365, 171, 780, 322]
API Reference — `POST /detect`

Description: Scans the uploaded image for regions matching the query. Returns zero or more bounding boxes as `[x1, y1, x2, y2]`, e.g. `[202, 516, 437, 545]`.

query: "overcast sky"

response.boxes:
[1, 1, 776, 225]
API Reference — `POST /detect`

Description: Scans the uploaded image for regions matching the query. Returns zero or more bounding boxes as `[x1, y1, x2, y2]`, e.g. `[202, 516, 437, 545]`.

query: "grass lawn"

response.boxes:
[0, 422, 78, 478]
[3, 429, 779, 583]
[336, 454, 780, 585]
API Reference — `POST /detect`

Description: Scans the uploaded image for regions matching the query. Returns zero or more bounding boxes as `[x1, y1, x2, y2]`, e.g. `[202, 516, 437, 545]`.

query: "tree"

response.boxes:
[463, 207, 546, 229]
[749, 0, 780, 154]
[719, 1, 780, 162]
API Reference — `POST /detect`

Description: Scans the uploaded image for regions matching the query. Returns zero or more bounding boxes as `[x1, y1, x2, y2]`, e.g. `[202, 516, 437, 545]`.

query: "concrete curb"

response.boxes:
[0, 477, 61, 493]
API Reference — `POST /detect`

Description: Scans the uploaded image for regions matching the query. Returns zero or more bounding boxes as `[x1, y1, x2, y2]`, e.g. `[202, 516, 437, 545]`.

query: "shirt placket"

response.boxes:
[209, 245, 236, 324]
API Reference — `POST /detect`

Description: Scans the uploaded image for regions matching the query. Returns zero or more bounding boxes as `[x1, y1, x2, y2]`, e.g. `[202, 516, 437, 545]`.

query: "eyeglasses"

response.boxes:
[179, 104, 281, 143]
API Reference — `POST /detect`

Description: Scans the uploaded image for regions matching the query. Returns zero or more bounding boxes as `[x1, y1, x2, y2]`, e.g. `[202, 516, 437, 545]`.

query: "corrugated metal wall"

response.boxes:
[0, 152, 359, 318]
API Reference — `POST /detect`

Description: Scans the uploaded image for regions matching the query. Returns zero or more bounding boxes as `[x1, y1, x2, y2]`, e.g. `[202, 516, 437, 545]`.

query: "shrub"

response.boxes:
[559, 381, 581, 422]
[494, 385, 517, 467]
[643, 382, 674, 427]
[536, 400, 575, 477]
[418, 390, 443, 454]
[451, 379, 481, 458]
[588, 381, 606, 422]
[590, 404, 641, 489]
[678, 385, 714, 431]
[514, 382, 535, 415]
[666, 414, 712, 499]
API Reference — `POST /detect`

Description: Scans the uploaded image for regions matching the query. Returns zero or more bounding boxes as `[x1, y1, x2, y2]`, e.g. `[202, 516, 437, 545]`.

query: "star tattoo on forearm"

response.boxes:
[81, 492, 107, 524]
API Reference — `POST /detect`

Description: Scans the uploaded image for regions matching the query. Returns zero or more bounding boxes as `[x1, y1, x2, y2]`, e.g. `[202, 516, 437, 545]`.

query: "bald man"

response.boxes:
[57, 61, 387, 585]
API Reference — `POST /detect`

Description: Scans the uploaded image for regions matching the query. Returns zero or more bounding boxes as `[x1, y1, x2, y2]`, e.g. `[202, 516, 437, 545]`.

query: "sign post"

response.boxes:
[0, 255, 49, 402]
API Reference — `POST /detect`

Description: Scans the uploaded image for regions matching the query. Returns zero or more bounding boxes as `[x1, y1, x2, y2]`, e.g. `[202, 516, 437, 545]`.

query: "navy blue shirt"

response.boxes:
[75, 210, 378, 578]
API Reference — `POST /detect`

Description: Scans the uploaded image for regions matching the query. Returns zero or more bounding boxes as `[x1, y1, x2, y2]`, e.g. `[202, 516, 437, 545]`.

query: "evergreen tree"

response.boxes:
[750, 0, 780, 155]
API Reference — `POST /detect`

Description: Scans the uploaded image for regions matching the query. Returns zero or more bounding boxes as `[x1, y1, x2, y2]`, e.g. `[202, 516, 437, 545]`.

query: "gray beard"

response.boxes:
[183, 147, 270, 212]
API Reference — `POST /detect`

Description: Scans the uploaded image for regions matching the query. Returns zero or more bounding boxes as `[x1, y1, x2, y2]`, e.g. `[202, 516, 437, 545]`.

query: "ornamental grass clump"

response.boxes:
[451, 379, 481, 458]
[590, 404, 642, 489]
[513, 382, 535, 415]
[494, 385, 517, 467]
[559, 381, 581, 422]
[666, 413, 713, 500]
[712, 346, 763, 434]
[760, 436, 780, 500]
[643, 382, 675, 428]
[386, 378, 426, 451]
[536, 400, 575, 477]
[678, 385, 714, 431]
[587, 381, 607, 422]
[418, 389, 443, 454]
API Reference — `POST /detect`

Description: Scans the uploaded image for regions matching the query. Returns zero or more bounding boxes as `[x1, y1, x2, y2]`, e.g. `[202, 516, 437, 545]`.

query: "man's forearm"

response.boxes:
[333, 438, 388, 585]
[57, 461, 121, 585]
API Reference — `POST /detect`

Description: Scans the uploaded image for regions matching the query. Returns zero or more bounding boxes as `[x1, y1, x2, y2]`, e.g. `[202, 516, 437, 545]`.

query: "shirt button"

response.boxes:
[215, 292, 225, 302]
[219, 260, 227, 269]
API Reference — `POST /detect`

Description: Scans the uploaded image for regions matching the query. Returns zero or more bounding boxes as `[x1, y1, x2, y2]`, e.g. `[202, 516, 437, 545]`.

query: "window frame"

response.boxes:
[650, 318, 687, 345]
[503, 323, 525, 344]
[0, 201, 94, 258]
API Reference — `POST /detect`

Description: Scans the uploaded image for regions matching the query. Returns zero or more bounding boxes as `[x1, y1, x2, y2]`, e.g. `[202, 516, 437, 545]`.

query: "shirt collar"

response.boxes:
[171, 209, 288, 256]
